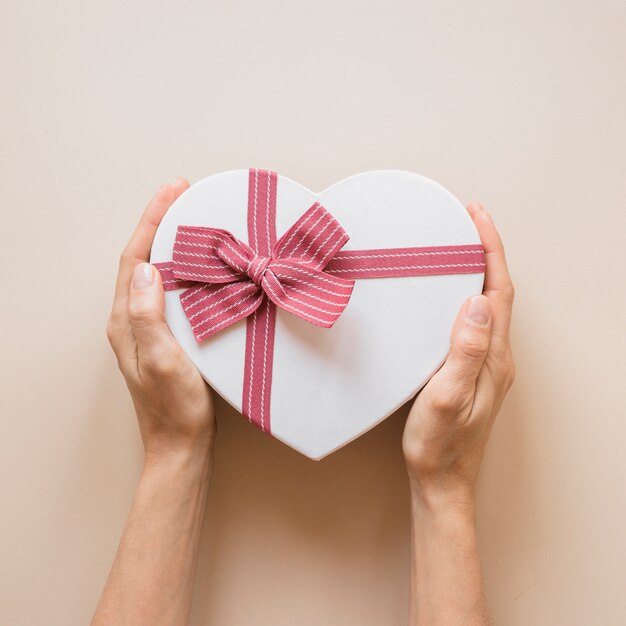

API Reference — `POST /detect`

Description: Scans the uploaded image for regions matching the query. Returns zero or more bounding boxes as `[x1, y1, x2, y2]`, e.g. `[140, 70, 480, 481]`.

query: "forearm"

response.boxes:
[91, 444, 213, 626]
[408, 487, 489, 626]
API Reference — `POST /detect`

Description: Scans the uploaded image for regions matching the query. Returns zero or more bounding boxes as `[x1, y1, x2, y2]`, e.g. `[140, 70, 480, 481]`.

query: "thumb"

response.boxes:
[436, 294, 493, 394]
[128, 263, 180, 371]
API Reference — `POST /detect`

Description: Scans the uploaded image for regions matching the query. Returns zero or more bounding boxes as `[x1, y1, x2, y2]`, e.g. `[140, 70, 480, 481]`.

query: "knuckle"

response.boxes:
[105, 316, 121, 350]
[427, 394, 456, 414]
[496, 351, 516, 390]
[503, 281, 515, 303]
[427, 386, 467, 415]
[127, 299, 157, 325]
[459, 335, 489, 361]
[105, 318, 116, 344]
[140, 347, 182, 379]
[119, 246, 134, 268]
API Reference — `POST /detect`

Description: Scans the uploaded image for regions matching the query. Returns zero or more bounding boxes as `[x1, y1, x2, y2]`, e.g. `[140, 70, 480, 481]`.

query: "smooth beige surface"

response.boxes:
[1, 1, 625, 624]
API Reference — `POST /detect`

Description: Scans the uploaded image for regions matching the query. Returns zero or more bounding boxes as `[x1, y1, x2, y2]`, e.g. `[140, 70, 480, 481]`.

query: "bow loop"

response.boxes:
[273, 202, 350, 270]
[172, 225, 253, 283]
[213, 234, 255, 276]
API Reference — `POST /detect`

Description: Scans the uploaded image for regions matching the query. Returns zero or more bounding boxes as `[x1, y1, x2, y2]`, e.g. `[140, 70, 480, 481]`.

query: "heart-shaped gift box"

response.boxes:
[150, 169, 484, 460]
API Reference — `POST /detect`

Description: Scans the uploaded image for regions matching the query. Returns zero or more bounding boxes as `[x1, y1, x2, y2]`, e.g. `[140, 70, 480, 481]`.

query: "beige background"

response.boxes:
[1, 1, 625, 624]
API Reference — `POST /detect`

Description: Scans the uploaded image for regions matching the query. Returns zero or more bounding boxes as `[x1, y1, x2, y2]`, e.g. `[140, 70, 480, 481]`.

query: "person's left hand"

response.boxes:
[106, 179, 216, 462]
[402, 203, 515, 505]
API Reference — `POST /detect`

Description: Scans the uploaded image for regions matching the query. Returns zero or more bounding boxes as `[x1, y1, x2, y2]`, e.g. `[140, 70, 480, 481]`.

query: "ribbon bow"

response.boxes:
[155, 169, 485, 434]
[161, 203, 355, 343]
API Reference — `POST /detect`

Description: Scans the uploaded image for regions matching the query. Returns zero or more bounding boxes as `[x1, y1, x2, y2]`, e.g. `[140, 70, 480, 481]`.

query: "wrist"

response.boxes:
[408, 475, 476, 519]
[143, 437, 214, 482]
[142, 419, 215, 463]
[410, 483, 478, 552]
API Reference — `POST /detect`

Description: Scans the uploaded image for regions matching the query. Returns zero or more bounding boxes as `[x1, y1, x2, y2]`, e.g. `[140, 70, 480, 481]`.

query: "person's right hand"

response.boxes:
[106, 179, 216, 464]
[402, 203, 515, 507]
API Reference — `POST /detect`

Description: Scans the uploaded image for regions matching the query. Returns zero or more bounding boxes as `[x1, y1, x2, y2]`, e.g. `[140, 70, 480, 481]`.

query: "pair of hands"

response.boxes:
[106, 179, 515, 495]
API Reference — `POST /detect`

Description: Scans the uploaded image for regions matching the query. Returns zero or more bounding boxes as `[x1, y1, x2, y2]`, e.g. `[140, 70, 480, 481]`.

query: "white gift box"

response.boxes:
[150, 169, 484, 460]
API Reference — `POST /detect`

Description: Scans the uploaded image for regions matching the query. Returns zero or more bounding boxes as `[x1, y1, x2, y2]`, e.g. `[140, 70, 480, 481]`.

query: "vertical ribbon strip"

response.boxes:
[241, 170, 277, 432]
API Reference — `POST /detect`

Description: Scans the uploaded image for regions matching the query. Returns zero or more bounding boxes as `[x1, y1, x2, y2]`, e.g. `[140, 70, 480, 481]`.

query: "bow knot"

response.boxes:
[247, 255, 272, 286]
[167, 202, 356, 341]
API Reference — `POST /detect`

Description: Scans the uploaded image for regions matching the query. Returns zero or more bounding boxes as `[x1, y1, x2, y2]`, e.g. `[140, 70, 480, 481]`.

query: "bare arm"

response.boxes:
[92, 179, 216, 626]
[91, 447, 212, 626]
[403, 203, 515, 625]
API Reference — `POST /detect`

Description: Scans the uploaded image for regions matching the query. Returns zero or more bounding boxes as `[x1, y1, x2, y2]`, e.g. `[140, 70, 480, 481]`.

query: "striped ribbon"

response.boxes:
[154, 169, 485, 434]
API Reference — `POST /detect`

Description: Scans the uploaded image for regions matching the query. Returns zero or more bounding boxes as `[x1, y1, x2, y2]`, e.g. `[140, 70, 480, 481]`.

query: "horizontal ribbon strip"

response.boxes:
[324, 245, 486, 278]
[154, 169, 485, 434]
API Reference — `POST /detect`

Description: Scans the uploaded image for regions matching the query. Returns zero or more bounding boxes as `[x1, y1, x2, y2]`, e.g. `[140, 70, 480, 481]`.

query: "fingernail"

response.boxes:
[477, 202, 484, 211]
[133, 263, 154, 289]
[466, 295, 490, 325]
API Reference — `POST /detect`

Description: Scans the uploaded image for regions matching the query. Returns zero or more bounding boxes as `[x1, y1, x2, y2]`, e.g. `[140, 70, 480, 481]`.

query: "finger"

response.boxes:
[115, 178, 190, 303]
[466, 202, 483, 220]
[467, 203, 513, 294]
[426, 295, 492, 412]
[109, 179, 189, 355]
[467, 203, 514, 354]
[127, 262, 182, 377]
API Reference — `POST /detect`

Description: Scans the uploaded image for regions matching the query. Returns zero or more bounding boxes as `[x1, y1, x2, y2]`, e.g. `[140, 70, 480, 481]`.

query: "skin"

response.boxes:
[92, 181, 514, 626]
[403, 203, 515, 625]
[92, 179, 216, 626]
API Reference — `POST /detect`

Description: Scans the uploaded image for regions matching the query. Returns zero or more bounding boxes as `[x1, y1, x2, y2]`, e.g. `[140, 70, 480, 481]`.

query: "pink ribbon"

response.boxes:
[154, 169, 485, 434]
